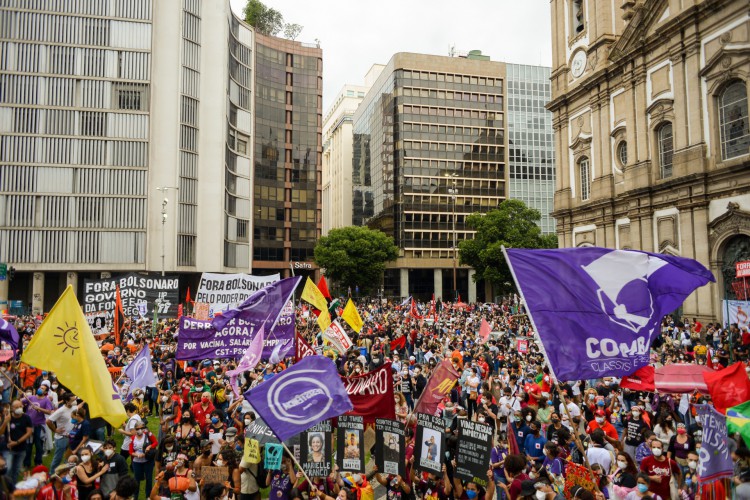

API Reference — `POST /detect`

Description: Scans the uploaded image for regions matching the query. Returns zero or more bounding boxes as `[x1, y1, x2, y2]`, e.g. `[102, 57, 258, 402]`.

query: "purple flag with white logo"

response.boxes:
[212, 276, 301, 332]
[0, 318, 19, 351]
[123, 344, 157, 394]
[227, 325, 265, 397]
[244, 355, 353, 442]
[504, 247, 714, 381]
[695, 404, 733, 483]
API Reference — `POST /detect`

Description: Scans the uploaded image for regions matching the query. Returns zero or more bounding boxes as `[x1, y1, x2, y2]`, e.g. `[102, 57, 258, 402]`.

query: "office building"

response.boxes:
[0, 0, 255, 312]
[353, 52, 507, 301]
[548, 0, 750, 320]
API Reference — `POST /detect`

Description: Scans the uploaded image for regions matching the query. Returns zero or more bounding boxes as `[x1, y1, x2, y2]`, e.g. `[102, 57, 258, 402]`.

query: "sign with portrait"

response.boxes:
[336, 415, 364, 473]
[415, 413, 445, 477]
[375, 418, 405, 477]
[300, 420, 332, 478]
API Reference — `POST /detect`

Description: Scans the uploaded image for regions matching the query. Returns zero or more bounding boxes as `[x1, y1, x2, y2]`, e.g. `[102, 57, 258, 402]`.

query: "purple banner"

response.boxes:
[504, 247, 714, 381]
[176, 301, 294, 360]
[695, 404, 733, 483]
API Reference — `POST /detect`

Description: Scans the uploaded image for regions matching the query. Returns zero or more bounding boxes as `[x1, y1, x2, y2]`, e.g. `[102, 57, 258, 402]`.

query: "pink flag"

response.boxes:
[227, 326, 265, 397]
[479, 318, 491, 343]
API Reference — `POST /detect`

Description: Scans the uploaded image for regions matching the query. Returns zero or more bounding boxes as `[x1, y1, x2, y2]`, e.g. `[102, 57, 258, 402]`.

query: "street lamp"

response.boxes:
[156, 187, 179, 276]
[445, 173, 459, 300]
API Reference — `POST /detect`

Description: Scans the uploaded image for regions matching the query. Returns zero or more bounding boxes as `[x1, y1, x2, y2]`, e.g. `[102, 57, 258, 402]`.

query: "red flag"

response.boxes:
[410, 298, 422, 319]
[703, 362, 750, 413]
[295, 332, 316, 361]
[341, 363, 395, 423]
[390, 336, 406, 351]
[113, 285, 125, 346]
[178, 304, 183, 319]
[479, 318, 491, 343]
[620, 365, 656, 392]
[430, 294, 437, 321]
[185, 286, 192, 304]
[317, 276, 332, 300]
[414, 360, 459, 417]
[507, 419, 520, 455]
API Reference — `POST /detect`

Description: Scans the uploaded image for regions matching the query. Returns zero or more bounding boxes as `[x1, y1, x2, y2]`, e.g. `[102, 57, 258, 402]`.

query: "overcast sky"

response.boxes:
[228, 0, 552, 111]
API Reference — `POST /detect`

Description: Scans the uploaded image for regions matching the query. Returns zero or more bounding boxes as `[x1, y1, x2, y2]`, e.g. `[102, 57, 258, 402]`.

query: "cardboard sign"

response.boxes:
[517, 338, 529, 354]
[300, 421, 332, 478]
[201, 466, 229, 484]
[244, 438, 260, 464]
[264, 443, 284, 470]
[455, 419, 493, 487]
[336, 415, 365, 473]
[375, 419, 405, 477]
[415, 413, 446, 477]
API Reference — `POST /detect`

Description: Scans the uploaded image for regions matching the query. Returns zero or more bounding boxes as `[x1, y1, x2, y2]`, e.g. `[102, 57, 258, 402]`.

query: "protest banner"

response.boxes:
[517, 338, 528, 354]
[243, 438, 261, 464]
[341, 362, 395, 423]
[195, 272, 280, 313]
[200, 466, 229, 484]
[300, 421, 332, 478]
[264, 443, 284, 470]
[322, 320, 353, 354]
[413, 360, 459, 417]
[244, 417, 279, 445]
[337, 415, 365, 473]
[176, 311, 294, 361]
[696, 404, 733, 483]
[415, 413, 445, 477]
[86, 312, 108, 335]
[455, 419, 493, 487]
[722, 300, 750, 330]
[375, 419, 405, 477]
[83, 273, 179, 319]
[296, 332, 316, 361]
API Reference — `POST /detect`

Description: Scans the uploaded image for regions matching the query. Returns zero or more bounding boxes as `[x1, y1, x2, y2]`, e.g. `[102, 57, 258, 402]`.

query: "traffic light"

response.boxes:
[8, 267, 15, 282]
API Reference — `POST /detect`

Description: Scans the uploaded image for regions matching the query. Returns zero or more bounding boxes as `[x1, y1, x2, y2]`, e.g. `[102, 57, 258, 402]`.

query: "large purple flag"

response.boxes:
[0, 318, 19, 351]
[695, 404, 734, 483]
[124, 344, 157, 393]
[227, 325, 265, 397]
[504, 247, 714, 381]
[244, 355, 353, 441]
[212, 276, 301, 331]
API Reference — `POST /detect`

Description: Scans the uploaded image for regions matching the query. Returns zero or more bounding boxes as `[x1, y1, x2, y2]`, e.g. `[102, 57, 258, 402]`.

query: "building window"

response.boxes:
[719, 81, 749, 160]
[617, 141, 627, 167]
[117, 89, 143, 110]
[572, 0, 585, 34]
[657, 122, 673, 178]
[579, 157, 590, 201]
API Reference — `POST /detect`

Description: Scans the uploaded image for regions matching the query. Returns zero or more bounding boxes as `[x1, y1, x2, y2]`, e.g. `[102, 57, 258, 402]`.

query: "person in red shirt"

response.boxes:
[586, 409, 619, 443]
[498, 454, 529, 500]
[639, 439, 681, 500]
[190, 392, 215, 431]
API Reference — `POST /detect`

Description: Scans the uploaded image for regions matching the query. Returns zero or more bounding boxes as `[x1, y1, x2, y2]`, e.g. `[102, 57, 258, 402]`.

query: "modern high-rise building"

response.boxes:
[251, 34, 322, 281]
[353, 52, 507, 301]
[0, 0, 257, 312]
[506, 64, 555, 234]
[548, 0, 750, 320]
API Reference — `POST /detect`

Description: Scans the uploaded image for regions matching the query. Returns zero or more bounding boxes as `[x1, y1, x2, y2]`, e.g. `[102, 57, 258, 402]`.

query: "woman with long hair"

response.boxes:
[215, 448, 241, 500]
[74, 447, 108, 500]
[174, 410, 202, 461]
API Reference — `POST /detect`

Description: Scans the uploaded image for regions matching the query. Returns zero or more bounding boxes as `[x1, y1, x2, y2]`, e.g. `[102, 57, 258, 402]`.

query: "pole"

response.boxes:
[452, 186, 457, 301]
[282, 441, 316, 489]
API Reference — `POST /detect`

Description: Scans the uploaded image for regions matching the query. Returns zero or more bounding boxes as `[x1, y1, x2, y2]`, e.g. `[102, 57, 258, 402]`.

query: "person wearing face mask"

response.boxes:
[451, 470, 495, 500]
[394, 393, 409, 424]
[74, 447, 108, 500]
[666, 422, 695, 474]
[100, 440, 130, 498]
[524, 421, 547, 466]
[638, 439, 680, 500]
[47, 393, 79, 472]
[37, 464, 77, 500]
[204, 411, 227, 455]
[21, 385, 54, 468]
[0, 400, 32, 482]
[117, 402, 142, 460]
[154, 435, 179, 474]
[611, 452, 638, 498]
[623, 473, 661, 500]
[130, 423, 158, 495]
[634, 431, 656, 467]
[175, 412, 201, 461]
[411, 365, 428, 401]
[68, 407, 92, 457]
[158, 389, 181, 440]
[622, 406, 648, 462]
[191, 392, 215, 432]
[170, 453, 199, 500]
[584, 430, 613, 473]
[585, 409, 619, 445]
[544, 413, 570, 447]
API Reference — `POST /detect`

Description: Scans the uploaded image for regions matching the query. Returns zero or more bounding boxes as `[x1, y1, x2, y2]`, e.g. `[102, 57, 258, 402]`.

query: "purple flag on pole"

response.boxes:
[243, 355, 353, 441]
[0, 318, 19, 351]
[695, 404, 734, 483]
[212, 276, 301, 332]
[227, 325, 265, 397]
[504, 247, 714, 381]
[123, 344, 157, 393]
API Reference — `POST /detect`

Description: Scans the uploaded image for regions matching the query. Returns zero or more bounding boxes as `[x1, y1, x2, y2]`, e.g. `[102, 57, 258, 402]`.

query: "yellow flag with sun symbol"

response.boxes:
[21, 285, 127, 427]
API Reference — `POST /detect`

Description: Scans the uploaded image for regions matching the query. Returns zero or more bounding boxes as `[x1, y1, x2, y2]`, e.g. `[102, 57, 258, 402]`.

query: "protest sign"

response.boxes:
[201, 466, 229, 484]
[723, 300, 750, 330]
[243, 438, 261, 464]
[195, 273, 280, 313]
[341, 362, 395, 423]
[176, 310, 294, 360]
[300, 421, 332, 478]
[322, 320, 353, 354]
[696, 404, 733, 483]
[244, 417, 279, 445]
[517, 338, 528, 354]
[375, 419, 405, 477]
[456, 419, 493, 487]
[83, 273, 179, 319]
[296, 332, 316, 361]
[337, 415, 365, 473]
[264, 443, 284, 470]
[415, 413, 445, 477]
[86, 312, 108, 335]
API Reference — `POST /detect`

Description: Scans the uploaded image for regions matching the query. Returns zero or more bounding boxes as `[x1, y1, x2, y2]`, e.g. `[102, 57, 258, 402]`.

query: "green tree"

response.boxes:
[243, 0, 284, 36]
[283, 23, 303, 41]
[314, 226, 399, 295]
[458, 199, 557, 297]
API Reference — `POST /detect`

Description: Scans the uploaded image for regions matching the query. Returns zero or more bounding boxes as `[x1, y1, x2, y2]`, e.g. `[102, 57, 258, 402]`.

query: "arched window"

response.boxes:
[657, 122, 673, 179]
[617, 141, 628, 167]
[579, 157, 590, 201]
[719, 81, 749, 160]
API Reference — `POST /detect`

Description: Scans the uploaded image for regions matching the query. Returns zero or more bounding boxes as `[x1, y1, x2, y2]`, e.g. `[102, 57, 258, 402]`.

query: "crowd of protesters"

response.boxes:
[0, 296, 749, 500]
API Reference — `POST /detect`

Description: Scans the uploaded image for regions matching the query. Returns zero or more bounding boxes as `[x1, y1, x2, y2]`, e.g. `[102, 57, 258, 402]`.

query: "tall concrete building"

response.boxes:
[353, 52, 507, 301]
[548, 0, 750, 320]
[507, 64, 556, 234]
[0, 0, 255, 312]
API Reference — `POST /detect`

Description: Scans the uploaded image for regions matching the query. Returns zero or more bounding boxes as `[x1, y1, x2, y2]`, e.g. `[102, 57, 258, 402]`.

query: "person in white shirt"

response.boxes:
[47, 393, 78, 472]
[558, 394, 581, 420]
[586, 430, 614, 473]
[498, 387, 521, 419]
[117, 403, 142, 459]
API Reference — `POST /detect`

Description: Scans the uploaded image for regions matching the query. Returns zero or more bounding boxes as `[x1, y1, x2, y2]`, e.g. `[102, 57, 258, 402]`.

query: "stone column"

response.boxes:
[66, 272, 78, 294]
[32, 272, 44, 315]
[433, 269, 443, 301]
[399, 269, 409, 299]
[468, 269, 477, 303]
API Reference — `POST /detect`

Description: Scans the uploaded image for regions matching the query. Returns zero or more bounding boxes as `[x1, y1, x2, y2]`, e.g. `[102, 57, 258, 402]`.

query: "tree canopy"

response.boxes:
[314, 226, 399, 295]
[458, 200, 557, 295]
[243, 0, 302, 39]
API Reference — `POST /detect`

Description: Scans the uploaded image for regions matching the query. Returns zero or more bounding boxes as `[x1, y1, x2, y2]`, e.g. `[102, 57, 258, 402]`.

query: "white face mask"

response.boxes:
[651, 448, 663, 457]
[688, 460, 697, 469]
[632, 411, 640, 418]
[617, 460, 628, 469]
[104, 449, 114, 458]
[526, 415, 532, 422]
[244, 419, 252, 426]
[595, 417, 604, 424]
[535, 491, 547, 500]
[215, 460, 224, 467]
[161, 396, 168, 402]
[529, 471, 537, 480]
[81, 455, 91, 463]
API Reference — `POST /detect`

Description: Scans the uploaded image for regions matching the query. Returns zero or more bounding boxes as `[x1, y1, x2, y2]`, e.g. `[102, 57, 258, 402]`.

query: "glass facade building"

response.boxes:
[507, 64, 555, 234]
[252, 34, 322, 277]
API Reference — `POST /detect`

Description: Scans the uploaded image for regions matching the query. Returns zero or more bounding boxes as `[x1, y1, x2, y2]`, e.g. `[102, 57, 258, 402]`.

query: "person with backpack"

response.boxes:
[129, 421, 158, 496]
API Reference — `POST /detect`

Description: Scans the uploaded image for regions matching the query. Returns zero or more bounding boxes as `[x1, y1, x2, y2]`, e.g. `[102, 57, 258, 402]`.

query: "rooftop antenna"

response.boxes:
[449, 44, 456, 57]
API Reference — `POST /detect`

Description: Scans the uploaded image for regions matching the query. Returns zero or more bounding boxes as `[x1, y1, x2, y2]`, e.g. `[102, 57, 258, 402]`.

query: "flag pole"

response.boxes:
[281, 441, 316, 489]
[501, 246, 598, 479]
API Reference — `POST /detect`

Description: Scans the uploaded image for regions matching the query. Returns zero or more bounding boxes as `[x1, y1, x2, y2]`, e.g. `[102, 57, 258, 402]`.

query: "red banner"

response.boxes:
[620, 365, 656, 392]
[341, 362, 395, 423]
[295, 332, 316, 362]
[414, 359, 459, 417]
